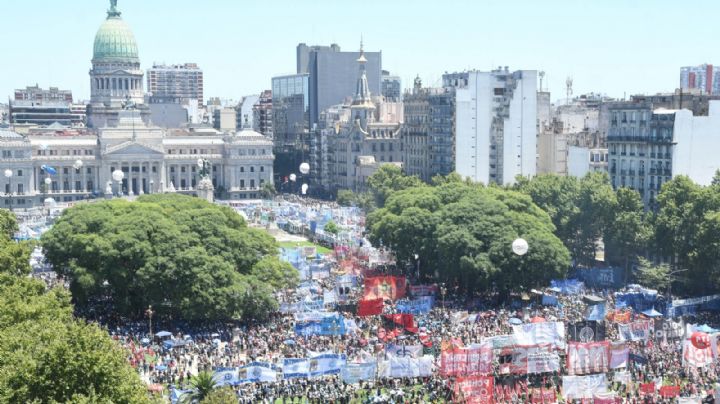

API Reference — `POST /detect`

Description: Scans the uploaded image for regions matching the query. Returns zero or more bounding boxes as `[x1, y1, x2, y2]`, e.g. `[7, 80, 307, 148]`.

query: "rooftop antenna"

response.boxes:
[565, 76, 573, 105]
[539, 71, 546, 92]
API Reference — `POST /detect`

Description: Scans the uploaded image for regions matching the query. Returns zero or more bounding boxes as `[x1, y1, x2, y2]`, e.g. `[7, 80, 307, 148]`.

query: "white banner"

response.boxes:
[562, 374, 608, 400]
[378, 355, 434, 378]
[512, 321, 566, 349]
[385, 344, 423, 358]
[212, 368, 240, 386]
[618, 320, 653, 341]
[613, 370, 630, 385]
[341, 362, 377, 384]
[238, 362, 277, 383]
[682, 339, 714, 368]
[566, 342, 609, 376]
[527, 352, 561, 374]
[609, 342, 629, 369]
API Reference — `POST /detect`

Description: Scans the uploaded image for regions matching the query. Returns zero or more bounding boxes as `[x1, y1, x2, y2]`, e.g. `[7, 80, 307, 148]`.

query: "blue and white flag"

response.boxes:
[212, 367, 239, 386]
[295, 314, 346, 336]
[396, 296, 434, 314]
[282, 358, 310, 379]
[385, 344, 423, 358]
[239, 362, 278, 383]
[170, 388, 192, 404]
[341, 362, 377, 384]
[585, 303, 607, 321]
[378, 355, 434, 378]
[308, 353, 347, 377]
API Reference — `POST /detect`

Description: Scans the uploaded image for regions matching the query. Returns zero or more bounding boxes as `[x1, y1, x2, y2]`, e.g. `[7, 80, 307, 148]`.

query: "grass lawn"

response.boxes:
[279, 241, 333, 255]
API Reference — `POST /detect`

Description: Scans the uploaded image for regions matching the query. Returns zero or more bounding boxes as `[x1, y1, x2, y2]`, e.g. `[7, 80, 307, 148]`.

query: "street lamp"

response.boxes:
[4, 169, 12, 210]
[145, 305, 154, 337]
[44, 177, 52, 203]
[414, 253, 420, 280]
[112, 169, 124, 196]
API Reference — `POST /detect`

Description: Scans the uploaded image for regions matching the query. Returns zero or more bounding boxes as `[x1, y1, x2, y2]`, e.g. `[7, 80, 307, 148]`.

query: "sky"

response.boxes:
[1, 0, 717, 103]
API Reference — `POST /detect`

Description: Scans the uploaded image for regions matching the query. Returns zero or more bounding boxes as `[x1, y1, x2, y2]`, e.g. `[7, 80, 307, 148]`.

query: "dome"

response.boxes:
[92, 8, 138, 62]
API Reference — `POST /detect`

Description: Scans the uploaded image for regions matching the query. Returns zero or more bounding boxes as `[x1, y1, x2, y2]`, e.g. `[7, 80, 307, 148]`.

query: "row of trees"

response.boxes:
[42, 194, 298, 321]
[0, 210, 151, 403]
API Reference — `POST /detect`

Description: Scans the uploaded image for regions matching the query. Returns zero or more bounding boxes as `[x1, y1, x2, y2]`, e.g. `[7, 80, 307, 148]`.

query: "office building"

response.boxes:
[9, 85, 85, 127]
[300, 42, 382, 125]
[147, 63, 204, 107]
[680, 64, 720, 95]
[236, 94, 259, 129]
[453, 68, 537, 185]
[253, 90, 273, 137]
[381, 70, 401, 102]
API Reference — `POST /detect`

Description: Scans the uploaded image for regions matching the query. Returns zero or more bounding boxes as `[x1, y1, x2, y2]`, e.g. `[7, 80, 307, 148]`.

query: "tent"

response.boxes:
[641, 308, 664, 318]
[155, 331, 172, 338]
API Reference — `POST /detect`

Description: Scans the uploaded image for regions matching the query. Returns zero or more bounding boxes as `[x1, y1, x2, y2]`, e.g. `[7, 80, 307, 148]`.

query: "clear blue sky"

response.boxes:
[1, 0, 716, 103]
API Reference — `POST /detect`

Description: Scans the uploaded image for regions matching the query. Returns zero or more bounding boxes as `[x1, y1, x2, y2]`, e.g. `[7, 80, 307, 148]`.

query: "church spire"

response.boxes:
[353, 38, 371, 105]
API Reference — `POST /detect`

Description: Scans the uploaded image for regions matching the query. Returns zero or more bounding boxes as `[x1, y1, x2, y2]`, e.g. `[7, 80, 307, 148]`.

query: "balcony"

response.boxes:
[620, 169, 627, 175]
[664, 169, 672, 176]
[610, 167, 617, 174]
[665, 153, 672, 159]
[639, 170, 645, 176]
[628, 170, 636, 176]
[649, 168, 657, 175]
[650, 153, 656, 158]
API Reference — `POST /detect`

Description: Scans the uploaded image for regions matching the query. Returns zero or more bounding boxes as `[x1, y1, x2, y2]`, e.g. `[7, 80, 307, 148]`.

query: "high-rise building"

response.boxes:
[253, 90, 273, 138]
[236, 94, 259, 129]
[453, 68, 537, 185]
[9, 85, 85, 127]
[299, 42, 382, 125]
[381, 70, 401, 102]
[680, 64, 720, 95]
[147, 63, 204, 107]
[271, 74, 309, 151]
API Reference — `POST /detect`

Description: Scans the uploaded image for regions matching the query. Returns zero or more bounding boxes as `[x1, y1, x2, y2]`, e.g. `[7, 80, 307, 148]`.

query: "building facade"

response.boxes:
[10, 85, 85, 127]
[0, 0, 273, 209]
[680, 64, 720, 95]
[381, 70, 401, 102]
[146, 63, 204, 107]
[453, 68, 537, 185]
[252, 90, 273, 137]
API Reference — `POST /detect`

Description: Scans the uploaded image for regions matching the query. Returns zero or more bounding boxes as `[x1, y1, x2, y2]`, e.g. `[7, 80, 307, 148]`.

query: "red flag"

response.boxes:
[357, 298, 383, 316]
[659, 386, 680, 398]
[363, 276, 407, 301]
[640, 382, 655, 395]
[454, 375, 494, 404]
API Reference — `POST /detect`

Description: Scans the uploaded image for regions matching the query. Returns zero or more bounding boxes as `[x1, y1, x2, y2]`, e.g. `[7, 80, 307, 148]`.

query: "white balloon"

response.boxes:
[3, 169, 12, 178]
[44, 177, 52, 185]
[512, 238, 529, 256]
[112, 169, 125, 182]
[289, 173, 297, 182]
[299, 162, 310, 175]
[301, 183, 308, 195]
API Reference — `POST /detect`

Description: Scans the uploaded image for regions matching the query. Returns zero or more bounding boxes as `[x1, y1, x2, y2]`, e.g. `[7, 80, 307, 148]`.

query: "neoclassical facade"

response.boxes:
[0, 1, 273, 209]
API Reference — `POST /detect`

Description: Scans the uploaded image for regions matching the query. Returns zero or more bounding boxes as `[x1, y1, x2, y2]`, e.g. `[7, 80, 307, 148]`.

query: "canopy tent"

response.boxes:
[641, 308, 664, 318]
[155, 331, 172, 338]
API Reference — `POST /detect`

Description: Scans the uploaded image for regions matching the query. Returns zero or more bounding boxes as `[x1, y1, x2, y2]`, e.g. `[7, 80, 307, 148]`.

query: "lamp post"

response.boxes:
[112, 169, 124, 197]
[145, 305, 154, 338]
[440, 283, 447, 310]
[4, 169, 12, 211]
[43, 177, 52, 206]
[414, 253, 420, 281]
[72, 160, 83, 193]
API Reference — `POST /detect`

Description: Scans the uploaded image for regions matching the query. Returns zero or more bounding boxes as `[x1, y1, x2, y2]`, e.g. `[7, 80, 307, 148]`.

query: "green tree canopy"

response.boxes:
[367, 178, 570, 293]
[0, 209, 18, 239]
[604, 187, 650, 272]
[41, 194, 296, 321]
[366, 164, 424, 208]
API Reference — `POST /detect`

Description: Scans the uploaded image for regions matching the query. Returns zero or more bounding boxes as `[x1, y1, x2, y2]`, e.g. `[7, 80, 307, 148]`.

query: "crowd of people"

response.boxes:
[29, 197, 720, 403]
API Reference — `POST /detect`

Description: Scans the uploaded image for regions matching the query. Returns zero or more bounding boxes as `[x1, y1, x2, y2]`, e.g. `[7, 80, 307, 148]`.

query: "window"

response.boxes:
[260, 166, 264, 172]
[63, 167, 69, 174]
[17, 184, 23, 194]
[16, 170, 22, 177]
[250, 166, 255, 173]
[250, 179, 255, 188]
[240, 167, 244, 173]
[1, 151, 10, 158]
[240, 179, 245, 188]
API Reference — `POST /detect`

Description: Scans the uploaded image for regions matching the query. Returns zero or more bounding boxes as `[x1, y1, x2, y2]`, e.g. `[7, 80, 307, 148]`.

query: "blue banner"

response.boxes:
[239, 362, 278, 383]
[585, 303, 607, 321]
[542, 294, 559, 306]
[295, 314, 346, 336]
[576, 267, 624, 289]
[341, 362, 377, 383]
[309, 353, 346, 377]
[212, 368, 240, 386]
[550, 279, 585, 295]
[396, 296, 434, 314]
[668, 294, 720, 317]
[282, 358, 309, 379]
[615, 291, 658, 312]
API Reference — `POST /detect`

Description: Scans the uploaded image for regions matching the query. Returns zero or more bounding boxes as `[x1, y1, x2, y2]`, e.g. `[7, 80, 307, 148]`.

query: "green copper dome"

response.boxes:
[92, 4, 139, 62]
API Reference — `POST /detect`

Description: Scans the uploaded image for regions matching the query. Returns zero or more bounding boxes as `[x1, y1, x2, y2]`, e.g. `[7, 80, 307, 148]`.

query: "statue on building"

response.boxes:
[195, 158, 215, 203]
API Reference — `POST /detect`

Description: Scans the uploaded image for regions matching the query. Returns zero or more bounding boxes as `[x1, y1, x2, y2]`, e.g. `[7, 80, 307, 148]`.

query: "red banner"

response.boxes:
[659, 386, 680, 398]
[357, 298, 383, 316]
[530, 388, 557, 403]
[455, 375, 494, 404]
[363, 276, 407, 301]
[640, 382, 655, 395]
[566, 341, 610, 375]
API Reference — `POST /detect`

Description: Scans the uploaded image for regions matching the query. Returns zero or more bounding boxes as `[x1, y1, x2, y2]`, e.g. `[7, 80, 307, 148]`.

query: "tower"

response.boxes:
[88, 0, 148, 128]
[349, 40, 375, 131]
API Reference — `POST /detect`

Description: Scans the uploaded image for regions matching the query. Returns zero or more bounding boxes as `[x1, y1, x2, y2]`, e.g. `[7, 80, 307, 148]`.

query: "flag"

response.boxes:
[212, 367, 240, 386]
[357, 298, 383, 316]
[363, 276, 407, 301]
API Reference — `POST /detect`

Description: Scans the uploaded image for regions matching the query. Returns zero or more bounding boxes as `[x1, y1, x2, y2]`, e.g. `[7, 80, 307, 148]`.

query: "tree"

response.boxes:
[324, 220, 339, 235]
[250, 256, 299, 290]
[604, 187, 649, 274]
[366, 164, 424, 208]
[259, 182, 276, 199]
[0, 238, 33, 276]
[0, 209, 18, 239]
[336, 190, 355, 207]
[182, 371, 218, 404]
[634, 257, 671, 291]
[201, 387, 238, 404]
[367, 179, 570, 294]
[42, 194, 294, 321]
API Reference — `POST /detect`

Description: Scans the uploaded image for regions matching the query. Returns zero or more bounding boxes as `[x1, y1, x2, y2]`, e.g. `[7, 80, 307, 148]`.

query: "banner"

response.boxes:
[378, 355, 433, 378]
[410, 284, 438, 296]
[566, 341, 609, 375]
[385, 344, 423, 358]
[441, 345, 493, 376]
[618, 320, 653, 341]
[668, 294, 720, 317]
[682, 339, 714, 368]
[363, 276, 407, 301]
[613, 370, 630, 385]
[550, 279, 585, 295]
[526, 352, 561, 374]
[541, 294, 559, 306]
[357, 299, 383, 316]
[562, 374, 608, 400]
[212, 368, 240, 386]
[593, 392, 620, 404]
[609, 342, 629, 368]
[282, 358, 309, 379]
[530, 388, 557, 403]
[294, 314, 346, 336]
[396, 296, 434, 314]
[383, 314, 416, 331]
[585, 303, 607, 321]
[576, 267, 623, 288]
[639, 382, 655, 395]
[505, 345, 552, 375]
[238, 362, 278, 383]
[341, 362, 376, 384]
[568, 321, 606, 342]
[484, 334, 516, 350]
[606, 310, 632, 324]
[454, 375, 494, 404]
[660, 385, 680, 398]
[309, 353, 346, 377]
[512, 322, 566, 349]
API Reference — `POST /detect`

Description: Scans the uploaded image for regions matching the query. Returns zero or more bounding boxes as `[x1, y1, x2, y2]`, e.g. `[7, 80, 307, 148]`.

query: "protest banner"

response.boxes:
[568, 321, 606, 342]
[639, 382, 655, 395]
[441, 345, 493, 376]
[340, 362, 376, 384]
[385, 344, 423, 358]
[512, 321, 566, 349]
[609, 342, 629, 368]
[294, 314, 346, 336]
[363, 276, 407, 300]
[238, 362, 278, 383]
[682, 338, 714, 368]
[378, 355, 433, 378]
[410, 284, 438, 296]
[357, 298, 383, 316]
[212, 367, 240, 386]
[562, 374, 608, 400]
[660, 385, 680, 398]
[308, 353, 347, 377]
[396, 296, 434, 314]
[566, 341, 610, 375]
[454, 375, 494, 404]
[530, 387, 557, 403]
[618, 320, 653, 341]
[526, 352, 561, 374]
